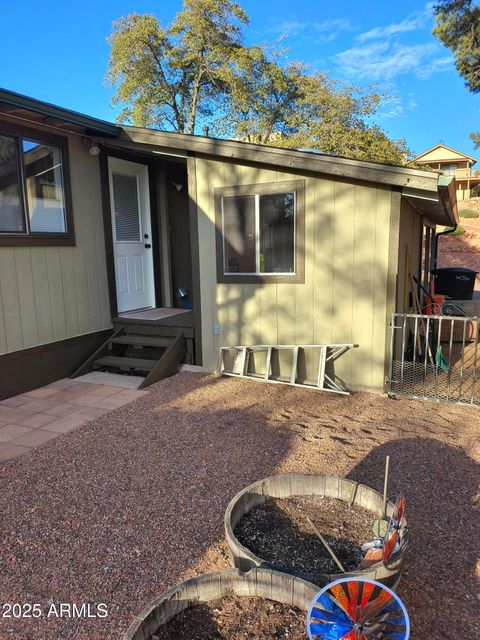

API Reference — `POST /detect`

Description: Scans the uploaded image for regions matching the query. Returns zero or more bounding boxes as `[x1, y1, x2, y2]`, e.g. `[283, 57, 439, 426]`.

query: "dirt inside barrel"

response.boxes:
[233, 496, 376, 582]
[152, 594, 306, 640]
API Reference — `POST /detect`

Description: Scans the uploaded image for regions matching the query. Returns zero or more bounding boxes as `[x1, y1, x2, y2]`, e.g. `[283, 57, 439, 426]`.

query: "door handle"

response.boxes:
[144, 243, 152, 249]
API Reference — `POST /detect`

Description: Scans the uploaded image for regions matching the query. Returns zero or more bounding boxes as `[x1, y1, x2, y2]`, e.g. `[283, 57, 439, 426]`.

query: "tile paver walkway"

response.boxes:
[0, 377, 148, 463]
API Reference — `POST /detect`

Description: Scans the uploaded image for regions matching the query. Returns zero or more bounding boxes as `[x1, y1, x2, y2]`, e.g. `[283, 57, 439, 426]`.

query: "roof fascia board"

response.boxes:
[120, 126, 439, 192]
[438, 175, 459, 226]
[402, 176, 458, 227]
[110, 128, 456, 227]
[416, 157, 475, 165]
[104, 138, 188, 159]
[401, 187, 441, 203]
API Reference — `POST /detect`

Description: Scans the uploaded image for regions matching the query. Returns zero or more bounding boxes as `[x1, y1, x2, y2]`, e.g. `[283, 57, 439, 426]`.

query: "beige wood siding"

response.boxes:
[396, 198, 423, 314]
[0, 135, 111, 355]
[195, 157, 393, 392]
[418, 147, 471, 162]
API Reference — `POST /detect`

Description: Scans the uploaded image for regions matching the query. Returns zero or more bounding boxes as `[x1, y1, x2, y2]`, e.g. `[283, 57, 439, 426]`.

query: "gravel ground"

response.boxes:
[0, 371, 478, 639]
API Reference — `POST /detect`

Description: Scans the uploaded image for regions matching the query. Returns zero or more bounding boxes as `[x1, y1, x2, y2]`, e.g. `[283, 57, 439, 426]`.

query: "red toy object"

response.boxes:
[394, 494, 406, 527]
[423, 293, 445, 315]
[359, 547, 383, 569]
[383, 494, 407, 566]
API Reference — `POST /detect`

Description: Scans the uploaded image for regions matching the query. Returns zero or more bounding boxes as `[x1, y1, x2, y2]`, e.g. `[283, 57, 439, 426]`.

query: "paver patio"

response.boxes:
[0, 371, 478, 639]
[0, 377, 148, 463]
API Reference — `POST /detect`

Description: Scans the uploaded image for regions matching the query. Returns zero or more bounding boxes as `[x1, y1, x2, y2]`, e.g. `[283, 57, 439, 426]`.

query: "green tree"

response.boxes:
[433, 1, 480, 93]
[433, 2, 480, 147]
[214, 55, 409, 163]
[107, 0, 409, 164]
[106, 0, 248, 134]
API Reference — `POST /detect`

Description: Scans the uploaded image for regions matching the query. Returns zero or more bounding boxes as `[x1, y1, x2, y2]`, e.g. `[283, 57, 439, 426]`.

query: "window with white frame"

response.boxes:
[215, 180, 305, 282]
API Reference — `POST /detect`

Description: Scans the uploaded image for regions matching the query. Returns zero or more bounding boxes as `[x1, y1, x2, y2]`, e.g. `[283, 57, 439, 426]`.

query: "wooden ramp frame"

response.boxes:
[217, 344, 356, 395]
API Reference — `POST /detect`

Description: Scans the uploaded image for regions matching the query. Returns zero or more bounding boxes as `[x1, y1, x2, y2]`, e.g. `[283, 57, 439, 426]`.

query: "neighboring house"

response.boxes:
[411, 143, 480, 201]
[0, 88, 458, 399]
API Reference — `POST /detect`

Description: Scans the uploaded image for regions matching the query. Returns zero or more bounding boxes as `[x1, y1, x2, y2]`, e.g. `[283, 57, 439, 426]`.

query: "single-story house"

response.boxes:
[0, 88, 458, 399]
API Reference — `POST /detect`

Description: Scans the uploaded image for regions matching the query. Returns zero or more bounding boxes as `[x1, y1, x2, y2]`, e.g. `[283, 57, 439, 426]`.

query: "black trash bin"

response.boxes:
[432, 267, 478, 300]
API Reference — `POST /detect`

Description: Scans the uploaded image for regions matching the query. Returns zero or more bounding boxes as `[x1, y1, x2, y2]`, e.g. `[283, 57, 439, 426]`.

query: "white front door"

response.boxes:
[108, 157, 155, 313]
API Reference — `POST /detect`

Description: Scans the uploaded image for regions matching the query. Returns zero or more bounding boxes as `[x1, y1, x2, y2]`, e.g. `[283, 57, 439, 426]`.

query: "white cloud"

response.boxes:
[424, 2, 437, 13]
[407, 95, 418, 109]
[381, 99, 404, 119]
[317, 33, 339, 43]
[313, 18, 354, 42]
[357, 2, 435, 42]
[267, 16, 354, 39]
[356, 17, 423, 42]
[424, 56, 454, 75]
[266, 19, 308, 36]
[384, 105, 404, 119]
[313, 18, 354, 33]
[335, 42, 452, 82]
[378, 94, 419, 120]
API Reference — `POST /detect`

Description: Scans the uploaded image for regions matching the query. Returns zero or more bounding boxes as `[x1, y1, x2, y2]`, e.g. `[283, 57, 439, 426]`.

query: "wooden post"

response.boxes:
[383, 456, 390, 519]
[306, 516, 346, 573]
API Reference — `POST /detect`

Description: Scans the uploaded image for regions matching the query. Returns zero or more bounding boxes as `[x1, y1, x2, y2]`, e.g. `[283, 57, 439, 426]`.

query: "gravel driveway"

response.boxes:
[0, 371, 478, 639]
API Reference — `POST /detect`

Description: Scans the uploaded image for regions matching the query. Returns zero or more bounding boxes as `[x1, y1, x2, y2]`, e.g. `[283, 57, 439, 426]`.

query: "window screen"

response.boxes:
[259, 192, 295, 273]
[23, 139, 67, 233]
[222, 194, 256, 273]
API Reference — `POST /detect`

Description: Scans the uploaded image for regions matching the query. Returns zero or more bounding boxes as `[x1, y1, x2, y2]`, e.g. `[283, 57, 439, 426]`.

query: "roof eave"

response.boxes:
[402, 175, 458, 227]
[120, 125, 440, 192]
[438, 175, 459, 226]
[0, 88, 122, 138]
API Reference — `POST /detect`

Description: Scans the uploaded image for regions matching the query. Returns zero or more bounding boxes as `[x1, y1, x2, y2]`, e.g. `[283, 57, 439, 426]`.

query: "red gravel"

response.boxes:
[437, 230, 480, 286]
[0, 372, 478, 639]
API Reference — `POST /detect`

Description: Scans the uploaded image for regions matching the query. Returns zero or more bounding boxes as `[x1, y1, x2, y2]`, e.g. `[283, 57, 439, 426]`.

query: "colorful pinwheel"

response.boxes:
[307, 577, 410, 640]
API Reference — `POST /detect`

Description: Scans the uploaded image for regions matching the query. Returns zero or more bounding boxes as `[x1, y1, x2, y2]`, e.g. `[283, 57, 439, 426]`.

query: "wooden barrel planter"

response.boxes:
[225, 473, 408, 589]
[123, 567, 318, 640]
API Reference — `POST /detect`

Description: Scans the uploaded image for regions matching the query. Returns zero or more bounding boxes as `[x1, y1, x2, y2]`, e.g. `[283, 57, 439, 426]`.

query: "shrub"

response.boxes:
[459, 209, 479, 218]
[443, 225, 466, 235]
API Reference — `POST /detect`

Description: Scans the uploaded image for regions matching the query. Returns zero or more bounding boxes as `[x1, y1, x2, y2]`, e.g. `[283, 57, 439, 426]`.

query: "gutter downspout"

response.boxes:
[433, 224, 457, 270]
[434, 175, 459, 270]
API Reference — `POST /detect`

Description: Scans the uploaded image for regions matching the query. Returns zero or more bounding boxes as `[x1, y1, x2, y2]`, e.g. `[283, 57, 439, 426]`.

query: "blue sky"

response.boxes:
[0, 0, 478, 160]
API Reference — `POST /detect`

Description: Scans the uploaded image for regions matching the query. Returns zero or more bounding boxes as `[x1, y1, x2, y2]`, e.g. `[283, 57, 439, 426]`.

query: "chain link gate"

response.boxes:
[387, 313, 479, 406]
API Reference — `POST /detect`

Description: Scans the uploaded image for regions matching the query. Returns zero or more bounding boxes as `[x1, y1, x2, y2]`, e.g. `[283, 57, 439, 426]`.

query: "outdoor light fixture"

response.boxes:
[170, 180, 183, 191]
[88, 144, 101, 156]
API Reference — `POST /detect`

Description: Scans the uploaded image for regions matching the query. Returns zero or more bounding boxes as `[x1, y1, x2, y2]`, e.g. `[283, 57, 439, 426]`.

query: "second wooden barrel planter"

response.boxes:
[123, 567, 318, 640]
[225, 473, 408, 589]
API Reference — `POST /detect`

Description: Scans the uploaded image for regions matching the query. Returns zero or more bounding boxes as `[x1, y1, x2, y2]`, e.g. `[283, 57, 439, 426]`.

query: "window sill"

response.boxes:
[217, 273, 305, 284]
[0, 234, 75, 247]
